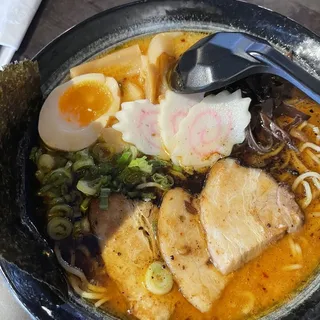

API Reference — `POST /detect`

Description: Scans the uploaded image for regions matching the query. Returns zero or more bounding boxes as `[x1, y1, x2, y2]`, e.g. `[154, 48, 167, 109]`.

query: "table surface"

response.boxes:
[3, 0, 320, 319]
[16, 0, 320, 60]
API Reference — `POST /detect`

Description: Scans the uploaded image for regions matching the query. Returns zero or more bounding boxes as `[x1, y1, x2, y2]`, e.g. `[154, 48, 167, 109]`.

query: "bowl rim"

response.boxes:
[2, 0, 320, 319]
[33, 0, 320, 63]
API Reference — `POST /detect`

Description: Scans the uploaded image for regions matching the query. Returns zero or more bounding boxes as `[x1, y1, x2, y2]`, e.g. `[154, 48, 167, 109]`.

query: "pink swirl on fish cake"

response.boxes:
[188, 109, 233, 160]
[137, 107, 161, 150]
[171, 110, 189, 134]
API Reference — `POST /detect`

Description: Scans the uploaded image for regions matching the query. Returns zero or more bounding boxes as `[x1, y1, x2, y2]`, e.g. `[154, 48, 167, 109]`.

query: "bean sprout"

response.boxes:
[288, 237, 303, 259]
[54, 244, 88, 283]
[94, 297, 110, 307]
[279, 153, 290, 169]
[289, 151, 310, 173]
[290, 129, 308, 142]
[300, 142, 320, 153]
[81, 292, 106, 299]
[282, 264, 303, 271]
[261, 144, 285, 160]
[298, 121, 307, 130]
[292, 172, 320, 190]
[305, 150, 320, 165]
[55, 244, 109, 299]
[136, 182, 167, 191]
[69, 275, 108, 300]
[295, 243, 302, 259]
[288, 237, 297, 257]
[301, 181, 312, 208]
[87, 283, 108, 293]
[241, 291, 255, 314]
[311, 125, 320, 143]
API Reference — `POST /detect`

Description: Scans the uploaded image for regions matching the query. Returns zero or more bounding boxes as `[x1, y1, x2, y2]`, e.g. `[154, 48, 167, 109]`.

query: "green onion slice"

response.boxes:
[72, 158, 94, 172]
[99, 188, 111, 210]
[141, 192, 157, 201]
[47, 217, 73, 240]
[152, 173, 174, 189]
[80, 197, 91, 213]
[92, 143, 114, 162]
[76, 178, 105, 196]
[35, 170, 45, 182]
[130, 146, 138, 160]
[118, 167, 145, 185]
[48, 197, 65, 206]
[75, 149, 90, 161]
[117, 149, 132, 166]
[128, 156, 153, 174]
[42, 167, 72, 185]
[48, 204, 73, 220]
[38, 154, 55, 172]
[136, 182, 167, 191]
[168, 168, 187, 180]
[145, 261, 173, 295]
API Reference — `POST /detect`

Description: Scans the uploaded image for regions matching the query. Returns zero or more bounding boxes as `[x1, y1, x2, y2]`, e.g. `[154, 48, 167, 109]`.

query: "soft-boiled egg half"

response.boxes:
[38, 73, 120, 151]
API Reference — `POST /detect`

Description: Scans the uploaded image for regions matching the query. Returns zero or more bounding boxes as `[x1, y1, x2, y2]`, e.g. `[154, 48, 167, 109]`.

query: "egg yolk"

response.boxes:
[59, 80, 112, 127]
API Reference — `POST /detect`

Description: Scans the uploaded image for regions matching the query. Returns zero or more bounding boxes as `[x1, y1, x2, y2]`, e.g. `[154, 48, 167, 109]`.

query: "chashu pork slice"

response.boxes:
[200, 158, 304, 275]
[90, 194, 175, 320]
[158, 188, 229, 313]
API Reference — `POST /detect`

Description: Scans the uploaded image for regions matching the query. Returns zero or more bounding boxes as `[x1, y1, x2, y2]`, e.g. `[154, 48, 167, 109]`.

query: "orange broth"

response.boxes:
[78, 32, 320, 320]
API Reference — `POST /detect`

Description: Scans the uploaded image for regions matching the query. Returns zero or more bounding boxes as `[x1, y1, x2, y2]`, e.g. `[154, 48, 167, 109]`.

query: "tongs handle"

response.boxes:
[247, 42, 320, 104]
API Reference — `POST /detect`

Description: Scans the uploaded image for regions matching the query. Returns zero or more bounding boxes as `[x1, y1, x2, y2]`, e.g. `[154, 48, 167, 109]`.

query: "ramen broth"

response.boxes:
[34, 32, 320, 320]
[91, 33, 320, 319]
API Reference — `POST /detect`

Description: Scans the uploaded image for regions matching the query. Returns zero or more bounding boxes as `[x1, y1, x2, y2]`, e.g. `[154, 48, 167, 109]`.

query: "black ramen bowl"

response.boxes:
[1, 0, 320, 319]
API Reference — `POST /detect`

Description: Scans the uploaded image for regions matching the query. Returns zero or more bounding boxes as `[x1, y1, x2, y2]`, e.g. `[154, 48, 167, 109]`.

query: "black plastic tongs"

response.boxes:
[169, 32, 320, 104]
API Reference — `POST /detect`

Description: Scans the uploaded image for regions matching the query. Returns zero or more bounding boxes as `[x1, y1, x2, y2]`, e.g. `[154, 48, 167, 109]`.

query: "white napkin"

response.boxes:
[0, 0, 42, 67]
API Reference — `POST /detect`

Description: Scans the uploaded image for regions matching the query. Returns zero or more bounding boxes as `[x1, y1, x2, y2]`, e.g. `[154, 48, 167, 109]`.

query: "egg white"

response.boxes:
[38, 73, 120, 151]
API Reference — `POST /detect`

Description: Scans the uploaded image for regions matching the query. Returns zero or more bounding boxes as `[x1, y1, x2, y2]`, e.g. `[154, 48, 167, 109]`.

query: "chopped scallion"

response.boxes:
[128, 156, 153, 174]
[152, 173, 174, 189]
[168, 168, 187, 180]
[172, 164, 183, 172]
[118, 167, 146, 185]
[145, 261, 173, 295]
[76, 176, 109, 196]
[42, 167, 72, 186]
[141, 192, 157, 201]
[92, 143, 114, 162]
[99, 188, 111, 210]
[117, 149, 133, 166]
[38, 154, 55, 172]
[72, 158, 94, 172]
[77, 179, 100, 196]
[35, 170, 45, 182]
[48, 204, 73, 220]
[47, 217, 73, 240]
[80, 197, 91, 213]
[130, 146, 138, 160]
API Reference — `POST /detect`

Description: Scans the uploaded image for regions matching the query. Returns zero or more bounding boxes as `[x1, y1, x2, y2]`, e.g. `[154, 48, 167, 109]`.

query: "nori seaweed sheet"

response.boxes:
[0, 61, 68, 300]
